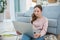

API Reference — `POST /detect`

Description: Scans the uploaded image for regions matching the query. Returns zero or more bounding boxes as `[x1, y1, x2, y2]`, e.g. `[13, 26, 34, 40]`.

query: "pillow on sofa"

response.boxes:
[24, 7, 34, 17]
[16, 17, 31, 23]
[24, 12, 32, 17]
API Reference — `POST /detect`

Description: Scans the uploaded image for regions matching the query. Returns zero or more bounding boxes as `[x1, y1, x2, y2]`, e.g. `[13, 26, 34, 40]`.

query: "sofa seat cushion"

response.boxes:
[47, 27, 56, 34]
[48, 19, 57, 27]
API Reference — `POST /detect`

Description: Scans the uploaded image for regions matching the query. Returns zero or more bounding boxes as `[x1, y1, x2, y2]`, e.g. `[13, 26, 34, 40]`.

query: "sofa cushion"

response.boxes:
[16, 17, 31, 23]
[48, 19, 57, 27]
[42, 5, 60, 19]
[24, 7, 34, 17]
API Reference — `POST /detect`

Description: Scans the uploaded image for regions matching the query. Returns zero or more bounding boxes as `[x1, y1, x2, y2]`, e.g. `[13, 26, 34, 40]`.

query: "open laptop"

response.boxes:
[13, 21, 34, 37]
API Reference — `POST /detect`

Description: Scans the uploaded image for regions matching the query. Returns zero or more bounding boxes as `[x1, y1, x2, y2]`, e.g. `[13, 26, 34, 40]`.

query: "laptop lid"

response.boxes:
[13, 21, 34, 37]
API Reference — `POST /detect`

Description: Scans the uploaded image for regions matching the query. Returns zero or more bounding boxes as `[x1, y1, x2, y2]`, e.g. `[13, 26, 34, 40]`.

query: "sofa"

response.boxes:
[42, 5, 60, 35]
[16, 5, 60, 35]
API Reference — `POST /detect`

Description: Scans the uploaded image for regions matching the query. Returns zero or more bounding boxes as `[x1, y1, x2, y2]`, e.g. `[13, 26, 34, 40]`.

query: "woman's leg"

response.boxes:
[21, 34, 31, 40]
[34, 36, 44, 40]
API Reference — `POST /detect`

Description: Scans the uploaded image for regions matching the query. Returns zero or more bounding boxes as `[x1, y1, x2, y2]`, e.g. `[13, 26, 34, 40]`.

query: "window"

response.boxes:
[14, 0, 20, 12]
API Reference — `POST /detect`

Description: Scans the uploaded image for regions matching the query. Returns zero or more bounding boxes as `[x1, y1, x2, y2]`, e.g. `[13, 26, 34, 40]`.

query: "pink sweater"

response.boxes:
[33, 16, 48, 37]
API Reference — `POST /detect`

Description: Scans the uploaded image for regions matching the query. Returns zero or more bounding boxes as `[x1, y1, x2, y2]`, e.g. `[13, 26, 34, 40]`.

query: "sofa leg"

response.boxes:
[57, 34, 60, 40]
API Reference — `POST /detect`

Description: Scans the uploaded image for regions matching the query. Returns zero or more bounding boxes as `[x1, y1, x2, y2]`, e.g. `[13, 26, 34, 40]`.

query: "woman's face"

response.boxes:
[34, 7, 42, 18]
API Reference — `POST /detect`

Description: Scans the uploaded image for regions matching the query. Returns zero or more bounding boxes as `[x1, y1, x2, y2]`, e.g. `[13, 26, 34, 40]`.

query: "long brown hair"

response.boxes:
[31, 5, 42, 24]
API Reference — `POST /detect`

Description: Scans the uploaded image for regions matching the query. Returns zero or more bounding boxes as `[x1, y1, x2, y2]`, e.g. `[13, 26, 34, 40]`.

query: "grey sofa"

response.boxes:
[16, 5, 60, 35]
[42, 5, 60, 35]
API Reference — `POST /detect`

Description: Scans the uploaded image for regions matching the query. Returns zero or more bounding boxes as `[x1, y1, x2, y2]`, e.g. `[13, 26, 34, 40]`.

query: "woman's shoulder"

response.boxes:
[43, 16, 48, 22]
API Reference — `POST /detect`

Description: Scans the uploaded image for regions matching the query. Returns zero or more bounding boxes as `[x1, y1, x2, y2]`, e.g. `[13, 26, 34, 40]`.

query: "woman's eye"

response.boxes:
[34, 10, 36, 12]
[37, 11, 39, 12]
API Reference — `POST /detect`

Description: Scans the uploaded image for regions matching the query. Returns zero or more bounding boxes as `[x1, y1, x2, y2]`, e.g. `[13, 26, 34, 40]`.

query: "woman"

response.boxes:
[21, 5, 48, 40]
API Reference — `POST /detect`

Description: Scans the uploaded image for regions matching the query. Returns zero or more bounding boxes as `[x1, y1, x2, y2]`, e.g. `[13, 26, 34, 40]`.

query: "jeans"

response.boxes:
[21, 34, 44, 40]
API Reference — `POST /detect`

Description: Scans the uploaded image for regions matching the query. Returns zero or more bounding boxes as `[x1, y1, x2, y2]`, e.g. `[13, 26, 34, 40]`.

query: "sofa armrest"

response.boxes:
[56, 14, 60, 34]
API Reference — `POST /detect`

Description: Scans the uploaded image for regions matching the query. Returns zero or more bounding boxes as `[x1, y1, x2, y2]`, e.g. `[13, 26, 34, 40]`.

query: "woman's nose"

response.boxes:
[35, 12, 38, 14]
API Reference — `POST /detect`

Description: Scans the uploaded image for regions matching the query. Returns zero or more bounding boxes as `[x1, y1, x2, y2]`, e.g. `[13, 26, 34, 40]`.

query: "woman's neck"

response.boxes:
[38, 16, 43, 19]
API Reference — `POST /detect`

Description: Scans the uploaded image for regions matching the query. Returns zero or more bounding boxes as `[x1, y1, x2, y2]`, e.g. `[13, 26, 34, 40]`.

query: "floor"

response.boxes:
[0, 19, 16, 35]
[0, 19, 20, 40]
[1, 35, 22, 40]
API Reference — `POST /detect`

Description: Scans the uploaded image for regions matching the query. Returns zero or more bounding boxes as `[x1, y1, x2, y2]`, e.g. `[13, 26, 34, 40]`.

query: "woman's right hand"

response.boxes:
[16, 31, 21, 35]
[34, 33, 41, 38]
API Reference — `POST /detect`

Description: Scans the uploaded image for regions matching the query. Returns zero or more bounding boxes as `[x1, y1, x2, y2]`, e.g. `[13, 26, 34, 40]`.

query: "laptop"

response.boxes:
[13, 21, 34, 37]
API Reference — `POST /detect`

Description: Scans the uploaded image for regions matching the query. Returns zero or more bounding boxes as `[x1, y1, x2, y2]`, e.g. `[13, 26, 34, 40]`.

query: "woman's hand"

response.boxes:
[16, 31, 21, 35]
[34, 33, 41, 38]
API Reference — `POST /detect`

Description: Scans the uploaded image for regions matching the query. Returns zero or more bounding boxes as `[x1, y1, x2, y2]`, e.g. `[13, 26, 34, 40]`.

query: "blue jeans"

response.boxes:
[21, 34, 44, 40]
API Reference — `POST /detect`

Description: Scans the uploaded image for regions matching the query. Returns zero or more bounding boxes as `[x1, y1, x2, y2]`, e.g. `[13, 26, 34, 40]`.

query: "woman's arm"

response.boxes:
[40, 19, 48, 37]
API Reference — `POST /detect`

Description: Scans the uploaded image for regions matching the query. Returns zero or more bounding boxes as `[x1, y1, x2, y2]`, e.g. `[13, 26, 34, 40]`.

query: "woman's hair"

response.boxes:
[31, 5, 42, 24]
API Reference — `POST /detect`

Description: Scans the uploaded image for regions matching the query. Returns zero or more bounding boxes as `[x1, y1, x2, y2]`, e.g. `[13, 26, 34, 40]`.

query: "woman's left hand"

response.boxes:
[34, 33, 41, 38]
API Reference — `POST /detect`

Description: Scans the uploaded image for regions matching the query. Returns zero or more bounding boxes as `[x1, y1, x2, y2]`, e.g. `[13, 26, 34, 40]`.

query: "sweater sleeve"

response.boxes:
[40, 19, 48, 37]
